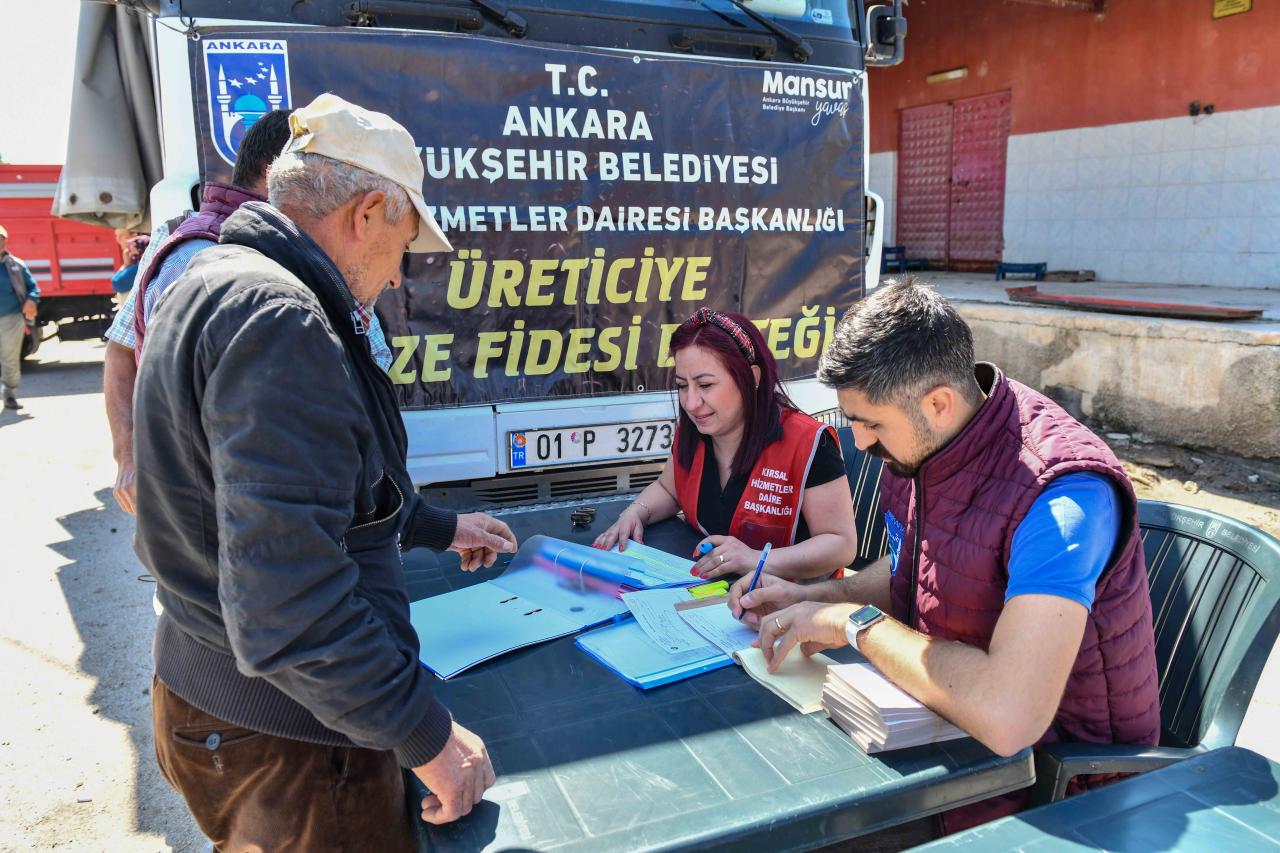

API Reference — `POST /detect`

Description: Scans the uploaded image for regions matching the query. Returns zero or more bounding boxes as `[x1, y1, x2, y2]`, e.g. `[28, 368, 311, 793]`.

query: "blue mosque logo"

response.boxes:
[203, 39, 292, 166]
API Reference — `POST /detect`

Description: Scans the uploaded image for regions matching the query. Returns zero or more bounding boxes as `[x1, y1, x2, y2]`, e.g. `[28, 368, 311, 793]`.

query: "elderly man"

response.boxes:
[731, 278, 1160, 836]
[0, 225, 39, 410]
[134, 94, 515, 849]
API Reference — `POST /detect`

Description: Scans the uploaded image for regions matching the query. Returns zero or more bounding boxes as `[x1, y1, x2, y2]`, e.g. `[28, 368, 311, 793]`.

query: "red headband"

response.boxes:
[683, 307, 757, 364]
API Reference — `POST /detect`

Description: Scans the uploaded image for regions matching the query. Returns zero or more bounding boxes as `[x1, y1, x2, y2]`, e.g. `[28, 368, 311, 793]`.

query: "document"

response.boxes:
[676, 599, 758, 656]
[621, 588, 712, 654]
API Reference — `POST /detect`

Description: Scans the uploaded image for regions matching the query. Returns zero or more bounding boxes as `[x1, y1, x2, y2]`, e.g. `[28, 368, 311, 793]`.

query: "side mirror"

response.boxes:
[865, 1, 907, 67]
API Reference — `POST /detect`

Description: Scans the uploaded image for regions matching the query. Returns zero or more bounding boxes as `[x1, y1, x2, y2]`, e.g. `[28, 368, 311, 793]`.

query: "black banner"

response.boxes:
[193, 28, 864, 408]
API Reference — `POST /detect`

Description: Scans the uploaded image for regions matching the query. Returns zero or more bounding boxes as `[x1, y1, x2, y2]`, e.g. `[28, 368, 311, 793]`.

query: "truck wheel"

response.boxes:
[20, 323, 42, 360]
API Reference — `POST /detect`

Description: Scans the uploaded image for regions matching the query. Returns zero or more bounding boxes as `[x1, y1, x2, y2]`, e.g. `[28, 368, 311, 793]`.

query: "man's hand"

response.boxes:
[413, 722, 496, 825]
[728, 572, 809, 628]
[756, 601, 859, 672]
[114, 455, 137, 515]
[449, 512, 518, 571]
[21, 299, 36, 323]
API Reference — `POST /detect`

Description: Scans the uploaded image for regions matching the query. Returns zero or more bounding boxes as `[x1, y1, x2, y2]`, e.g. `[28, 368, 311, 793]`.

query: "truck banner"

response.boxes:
[192, 28, 864, 408]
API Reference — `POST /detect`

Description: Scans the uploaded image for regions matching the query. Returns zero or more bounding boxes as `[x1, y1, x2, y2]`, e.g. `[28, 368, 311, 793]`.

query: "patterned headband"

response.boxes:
[684, 307, 757, 364]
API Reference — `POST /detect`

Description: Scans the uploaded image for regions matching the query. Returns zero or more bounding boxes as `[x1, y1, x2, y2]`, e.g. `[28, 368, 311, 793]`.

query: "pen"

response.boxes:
[698, 541, 713, 555]
[746, 542, 772, 595]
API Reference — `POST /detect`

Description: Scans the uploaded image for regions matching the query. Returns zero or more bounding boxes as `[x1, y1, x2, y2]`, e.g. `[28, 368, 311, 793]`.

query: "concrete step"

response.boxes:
[904, 272, 1280, 459]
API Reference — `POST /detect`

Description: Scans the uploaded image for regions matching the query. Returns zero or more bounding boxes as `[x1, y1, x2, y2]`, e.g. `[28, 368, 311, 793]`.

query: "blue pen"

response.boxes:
[698, 541, 714, 556]
[746, 542, 773, 595]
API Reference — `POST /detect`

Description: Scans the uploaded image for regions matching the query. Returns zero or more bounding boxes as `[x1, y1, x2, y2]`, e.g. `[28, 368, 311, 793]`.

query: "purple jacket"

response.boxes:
[881, 364, 1160, 833]
[132, 183, 264, 362]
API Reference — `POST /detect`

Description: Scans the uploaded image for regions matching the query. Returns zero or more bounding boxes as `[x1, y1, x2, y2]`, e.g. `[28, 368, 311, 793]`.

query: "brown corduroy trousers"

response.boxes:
[151, 676, 417, 852]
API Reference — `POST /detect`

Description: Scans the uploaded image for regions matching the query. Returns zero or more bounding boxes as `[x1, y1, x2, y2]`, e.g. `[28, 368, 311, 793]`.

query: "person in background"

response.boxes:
[109, 235, 149, 305]
[731, 278, 1160, 837]
[103, 110, 294, 514]
[0, 224, 38, 411]
[595, 307, 858, 582]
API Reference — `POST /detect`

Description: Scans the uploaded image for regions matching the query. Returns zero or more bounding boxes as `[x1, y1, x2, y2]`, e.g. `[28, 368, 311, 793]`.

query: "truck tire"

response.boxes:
[20, 323, 42, 360]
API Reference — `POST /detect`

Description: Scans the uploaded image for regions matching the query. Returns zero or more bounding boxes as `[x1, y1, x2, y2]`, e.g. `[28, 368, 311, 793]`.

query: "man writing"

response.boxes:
[731, 279, 1160, 834]
[135, 94, 515, 848]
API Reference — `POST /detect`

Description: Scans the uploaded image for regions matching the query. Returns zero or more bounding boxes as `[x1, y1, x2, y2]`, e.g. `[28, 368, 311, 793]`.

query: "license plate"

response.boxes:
[509, 420, 674, 469]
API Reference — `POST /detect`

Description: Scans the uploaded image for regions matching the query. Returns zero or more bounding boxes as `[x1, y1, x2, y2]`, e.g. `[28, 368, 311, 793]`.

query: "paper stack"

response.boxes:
[822, 662, 966, 753]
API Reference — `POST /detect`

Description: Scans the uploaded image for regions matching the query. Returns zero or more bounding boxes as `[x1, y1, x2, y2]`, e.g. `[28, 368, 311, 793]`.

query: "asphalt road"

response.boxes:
[1, 337, 1277, 851]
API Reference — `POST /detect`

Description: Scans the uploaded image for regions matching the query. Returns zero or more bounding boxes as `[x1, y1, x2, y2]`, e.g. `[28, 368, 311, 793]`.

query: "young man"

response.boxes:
[0, 225, 39, 410]
[134, 94, 516, 849]
[731, 278, 1160, 834]
[103, 110, 294, 514]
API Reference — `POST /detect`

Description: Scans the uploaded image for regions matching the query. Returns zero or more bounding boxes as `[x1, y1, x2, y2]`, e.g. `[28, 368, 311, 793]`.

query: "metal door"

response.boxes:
[896, 92, 1010, 268]
[896, 102, 952, 264]
[949, 91, 1010, 265]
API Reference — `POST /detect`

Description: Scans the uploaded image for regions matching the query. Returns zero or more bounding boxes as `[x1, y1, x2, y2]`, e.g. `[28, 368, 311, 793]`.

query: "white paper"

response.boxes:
[621, 588, 712, 654]
[611, 540, 697, 585]
[678, 601, 759, 656]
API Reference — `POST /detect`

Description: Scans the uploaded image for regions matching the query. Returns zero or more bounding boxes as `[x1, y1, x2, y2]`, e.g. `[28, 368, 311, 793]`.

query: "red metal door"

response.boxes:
[949, 91, 1010, 266]
[896, 103, 952, 265]
[895, 92, 1010, 268]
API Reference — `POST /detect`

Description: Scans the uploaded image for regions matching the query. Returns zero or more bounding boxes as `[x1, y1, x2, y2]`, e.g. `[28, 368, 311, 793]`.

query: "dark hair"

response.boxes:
[817, 276, 981, 405]
[670, 309, 796, 481]
[231, 110, 294, 190]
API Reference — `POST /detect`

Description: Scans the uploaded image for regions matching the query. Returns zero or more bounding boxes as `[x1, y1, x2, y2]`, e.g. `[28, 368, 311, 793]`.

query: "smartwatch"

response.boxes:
[845, 604, 885, 653]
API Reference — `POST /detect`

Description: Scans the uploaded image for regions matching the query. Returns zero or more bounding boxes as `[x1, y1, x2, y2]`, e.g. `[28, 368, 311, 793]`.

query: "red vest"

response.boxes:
[675, 408, 836, 550]
[882, 364, 1160, 834]
[132, 183, 264, 362]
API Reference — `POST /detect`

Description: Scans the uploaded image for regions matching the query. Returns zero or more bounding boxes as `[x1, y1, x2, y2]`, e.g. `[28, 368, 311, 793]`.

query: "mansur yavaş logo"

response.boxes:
[760, 70, 853, 125]
[204, 39, 292, 165]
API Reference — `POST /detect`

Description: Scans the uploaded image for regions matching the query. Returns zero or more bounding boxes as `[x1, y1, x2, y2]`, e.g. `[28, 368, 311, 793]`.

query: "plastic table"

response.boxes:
[915, 746, 1280, 851]
[403, 499, 1034, 851]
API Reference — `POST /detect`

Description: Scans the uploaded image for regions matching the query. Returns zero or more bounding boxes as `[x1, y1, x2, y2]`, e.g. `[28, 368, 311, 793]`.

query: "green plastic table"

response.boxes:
[916, 746, 1280, 851]
[403, 499, 1034, 851]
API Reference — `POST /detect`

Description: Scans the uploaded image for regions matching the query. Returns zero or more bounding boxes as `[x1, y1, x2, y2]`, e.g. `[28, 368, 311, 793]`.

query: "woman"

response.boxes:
[595, 307, 857, 581]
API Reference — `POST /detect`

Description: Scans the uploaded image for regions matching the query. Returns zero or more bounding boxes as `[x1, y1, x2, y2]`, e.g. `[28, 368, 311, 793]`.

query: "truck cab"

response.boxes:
[63, 0, 904, 510]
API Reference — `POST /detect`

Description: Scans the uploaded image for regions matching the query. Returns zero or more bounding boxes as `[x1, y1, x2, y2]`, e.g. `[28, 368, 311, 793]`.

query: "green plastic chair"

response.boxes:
[1032, 500, 1280, 804]
[836, 427, 891, 570]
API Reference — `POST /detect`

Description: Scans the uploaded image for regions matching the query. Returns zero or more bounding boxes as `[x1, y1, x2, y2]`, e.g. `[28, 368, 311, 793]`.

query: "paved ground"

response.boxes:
[1, 338, 1277, 851]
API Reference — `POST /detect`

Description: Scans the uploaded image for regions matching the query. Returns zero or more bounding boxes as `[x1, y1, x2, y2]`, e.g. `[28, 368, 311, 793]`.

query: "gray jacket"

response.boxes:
[134, 202, 458, 767]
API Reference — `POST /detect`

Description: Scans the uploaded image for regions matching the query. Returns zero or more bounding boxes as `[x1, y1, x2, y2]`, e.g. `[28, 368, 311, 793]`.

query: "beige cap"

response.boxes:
[282, 93, 451, 253]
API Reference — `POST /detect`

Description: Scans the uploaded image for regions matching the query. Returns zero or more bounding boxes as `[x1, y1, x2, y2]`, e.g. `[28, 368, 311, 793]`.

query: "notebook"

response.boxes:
[821, 662, 966, 753]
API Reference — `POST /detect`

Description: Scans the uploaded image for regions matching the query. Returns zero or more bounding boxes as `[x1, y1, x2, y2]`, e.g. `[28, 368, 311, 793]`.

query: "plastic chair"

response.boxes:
[836, 427, 890, 570]
[1031, 500, 1280, 804]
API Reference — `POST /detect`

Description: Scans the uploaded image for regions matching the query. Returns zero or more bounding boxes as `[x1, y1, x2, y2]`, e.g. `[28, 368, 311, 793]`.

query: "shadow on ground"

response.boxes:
[48, 487, 203, 851]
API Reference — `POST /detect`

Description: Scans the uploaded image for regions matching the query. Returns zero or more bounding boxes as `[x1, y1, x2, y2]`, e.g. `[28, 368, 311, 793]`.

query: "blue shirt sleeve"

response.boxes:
[19, 259, 38, 301]
[1006, 472, 1121, 612]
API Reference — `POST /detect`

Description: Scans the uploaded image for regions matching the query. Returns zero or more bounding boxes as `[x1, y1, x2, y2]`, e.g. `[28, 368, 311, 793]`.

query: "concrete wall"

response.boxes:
[959, 304, 1280, 460]
[1001, 106, 1280, 288]
[865, 0, 1280, 287]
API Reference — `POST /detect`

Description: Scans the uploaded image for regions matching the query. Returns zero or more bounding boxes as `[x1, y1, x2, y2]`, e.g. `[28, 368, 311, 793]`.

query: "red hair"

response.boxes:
[670, 309, 796, 482]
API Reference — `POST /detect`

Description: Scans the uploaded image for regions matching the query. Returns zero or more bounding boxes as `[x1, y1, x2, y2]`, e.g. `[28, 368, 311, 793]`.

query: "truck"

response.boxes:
[1, 164, 121, 359]
[60, 0, 904, 509]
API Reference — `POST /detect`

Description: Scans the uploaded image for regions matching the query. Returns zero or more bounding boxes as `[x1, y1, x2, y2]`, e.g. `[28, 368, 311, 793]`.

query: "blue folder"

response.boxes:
[575, 617, 734, 689]
[410, 535, 697, 678]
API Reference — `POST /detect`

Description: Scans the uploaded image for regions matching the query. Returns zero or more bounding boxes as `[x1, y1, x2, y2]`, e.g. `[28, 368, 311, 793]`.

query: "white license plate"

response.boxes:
[508, 420, 674, 469]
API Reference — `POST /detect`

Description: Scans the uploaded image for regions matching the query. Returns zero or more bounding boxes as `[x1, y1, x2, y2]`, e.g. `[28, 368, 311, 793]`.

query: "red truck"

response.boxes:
[0, 164, 121, 358]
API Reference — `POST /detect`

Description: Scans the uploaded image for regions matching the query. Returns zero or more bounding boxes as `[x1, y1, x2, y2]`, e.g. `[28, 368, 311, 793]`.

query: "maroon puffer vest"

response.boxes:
[882, 364, 1160, 834]
[132, 183, 264, 362]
